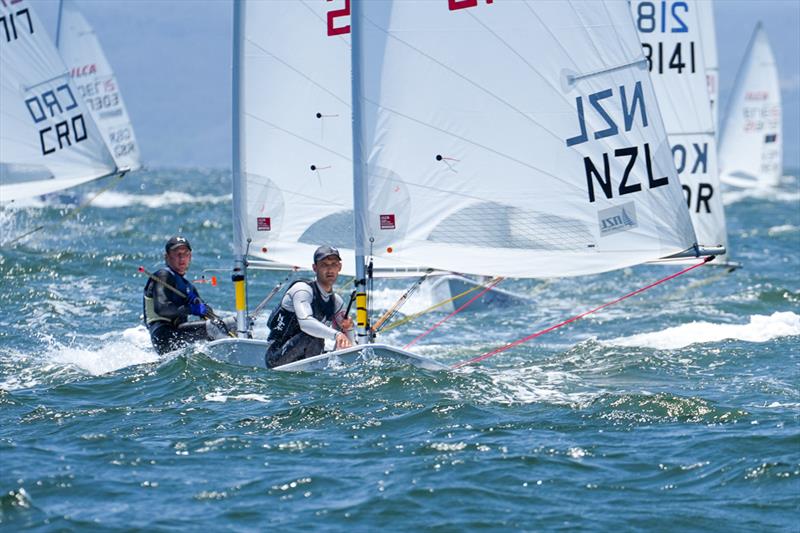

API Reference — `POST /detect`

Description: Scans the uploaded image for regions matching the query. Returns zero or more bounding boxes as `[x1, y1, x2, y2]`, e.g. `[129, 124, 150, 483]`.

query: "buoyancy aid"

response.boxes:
[266, 279, 336, 350]
[142, 267, 196, 328]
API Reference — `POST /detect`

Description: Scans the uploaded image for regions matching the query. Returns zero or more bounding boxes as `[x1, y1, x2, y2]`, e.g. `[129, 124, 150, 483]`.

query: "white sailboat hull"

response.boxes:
[202, 339, 448, 372]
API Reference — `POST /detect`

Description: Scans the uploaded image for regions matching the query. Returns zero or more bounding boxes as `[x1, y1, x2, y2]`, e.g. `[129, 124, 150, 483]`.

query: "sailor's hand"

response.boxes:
[339, 316, 354, 331]
[335, 331, 352, 349]
[189, 298, 208, 318]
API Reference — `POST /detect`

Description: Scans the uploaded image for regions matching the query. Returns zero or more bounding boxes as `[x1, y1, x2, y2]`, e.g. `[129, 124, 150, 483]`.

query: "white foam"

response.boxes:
[722, 187, 800, 206]
[768, 224, 798, 235]
[50, 326, 159, 375]
[88, 190, 231, 209]
[605, 312, 800, 350]
[204, 391, 270, 403]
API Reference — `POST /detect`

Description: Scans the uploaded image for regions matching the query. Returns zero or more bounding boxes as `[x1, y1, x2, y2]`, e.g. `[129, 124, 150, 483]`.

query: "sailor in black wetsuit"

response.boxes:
[266, 245, 354, 368]
[142, 236, 218, 354]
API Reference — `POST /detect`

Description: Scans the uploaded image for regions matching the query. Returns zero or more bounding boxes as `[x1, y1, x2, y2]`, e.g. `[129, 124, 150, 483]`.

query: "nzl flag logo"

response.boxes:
[598, 202, 638, 236]
[765, 134, 777, 144]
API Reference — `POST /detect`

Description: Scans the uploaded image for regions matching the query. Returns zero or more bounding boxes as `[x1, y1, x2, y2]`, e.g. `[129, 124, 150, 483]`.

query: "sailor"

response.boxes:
[142, 235, 224, 354]
[265, 245, 354, 368]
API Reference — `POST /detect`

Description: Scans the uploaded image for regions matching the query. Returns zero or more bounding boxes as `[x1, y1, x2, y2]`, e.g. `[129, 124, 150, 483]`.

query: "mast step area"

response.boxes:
[202, 339, 448, 372]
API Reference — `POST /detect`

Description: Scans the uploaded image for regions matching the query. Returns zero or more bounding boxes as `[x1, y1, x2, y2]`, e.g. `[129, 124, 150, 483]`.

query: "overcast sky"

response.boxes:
[31, 0, 800, 170]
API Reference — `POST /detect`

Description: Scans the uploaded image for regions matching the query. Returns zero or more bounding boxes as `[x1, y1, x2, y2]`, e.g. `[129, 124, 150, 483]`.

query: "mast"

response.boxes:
[350, 0, 369, 344]
[231, 0, 249, 337]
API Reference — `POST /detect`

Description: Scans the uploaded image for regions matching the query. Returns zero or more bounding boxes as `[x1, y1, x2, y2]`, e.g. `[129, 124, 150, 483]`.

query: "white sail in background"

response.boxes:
[56, 0, 141, 172]
[234, 0, 355, 271]
[696, 0, 719, 132]
[352, 0, 698, 279]
[718, 23, 782, 188]
[631, 0, 728, 255]
[0, 0, 115, 202]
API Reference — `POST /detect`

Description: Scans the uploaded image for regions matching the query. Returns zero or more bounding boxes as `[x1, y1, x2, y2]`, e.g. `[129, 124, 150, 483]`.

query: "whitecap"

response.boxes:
[87, 190, 231, 209]
[604, 312, 800, 349]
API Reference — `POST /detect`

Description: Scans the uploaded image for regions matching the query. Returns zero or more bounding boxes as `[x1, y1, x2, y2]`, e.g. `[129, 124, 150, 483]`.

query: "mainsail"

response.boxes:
[631, 0, 728, 257]
[718, 23, 782, 188]
[0, 0, 115, 202]
[352, 0, 699, 281]
[56, 0, 141, 172]
[233, 0, 354, 272]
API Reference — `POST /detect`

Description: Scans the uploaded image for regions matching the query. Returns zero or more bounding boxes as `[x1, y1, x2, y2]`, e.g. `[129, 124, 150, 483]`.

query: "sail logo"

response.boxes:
[598, 203, 638, 236]
[257, 217, 271, 231]
[70, 64, 97, 78]
[380, 214, 396, 230]
[745, 91, 768, 101]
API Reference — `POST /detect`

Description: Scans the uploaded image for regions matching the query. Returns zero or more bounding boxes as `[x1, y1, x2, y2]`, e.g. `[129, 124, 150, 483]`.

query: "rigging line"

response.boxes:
[403, 276, 504, 350]
[6, 171, 127, 246]
[250, 267, 298, 320]
[381, 276, 501, 333]
[372, 269, 434, 334]
[451, 256, 714, 369]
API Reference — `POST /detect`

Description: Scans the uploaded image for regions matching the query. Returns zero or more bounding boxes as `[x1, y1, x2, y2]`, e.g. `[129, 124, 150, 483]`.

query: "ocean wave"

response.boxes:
[0, 326, 158, 391]
[87, 191, 231, 209]
[768, 224, 799, 235]
[722, 187, 800, 206]
[604, 312, 800, 349]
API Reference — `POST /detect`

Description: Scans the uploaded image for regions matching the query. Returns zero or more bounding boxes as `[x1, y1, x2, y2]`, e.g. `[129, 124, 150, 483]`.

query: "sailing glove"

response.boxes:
[189, 298, 207, 317]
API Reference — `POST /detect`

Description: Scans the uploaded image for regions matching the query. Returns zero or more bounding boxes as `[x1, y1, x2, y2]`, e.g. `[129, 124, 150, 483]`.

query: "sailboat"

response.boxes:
[56, 0, 142, 172]
[0, 0, 116, 203]
[630, 0, 730, 265]
[718, 23, 782, 189]
[205, 0, 722, 371]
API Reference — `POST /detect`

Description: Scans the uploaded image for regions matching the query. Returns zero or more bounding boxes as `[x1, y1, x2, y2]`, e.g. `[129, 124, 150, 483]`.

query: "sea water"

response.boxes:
[1, 169, 798, 531]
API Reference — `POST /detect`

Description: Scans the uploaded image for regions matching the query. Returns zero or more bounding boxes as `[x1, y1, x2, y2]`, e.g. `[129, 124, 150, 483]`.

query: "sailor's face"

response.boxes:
[313, 256, 342, 285]
[166, 246, 192, 275]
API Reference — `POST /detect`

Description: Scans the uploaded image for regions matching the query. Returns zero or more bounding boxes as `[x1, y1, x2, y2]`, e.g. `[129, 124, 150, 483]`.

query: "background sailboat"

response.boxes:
[0, 0, 115, 203]
[718, 23, 782, 189]
[56, 0, 141, 172]
[630, 0, 730, 265]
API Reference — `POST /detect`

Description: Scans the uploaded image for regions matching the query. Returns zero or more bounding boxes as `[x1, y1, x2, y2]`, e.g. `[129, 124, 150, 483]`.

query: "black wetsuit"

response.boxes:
[142, 267, 207, 354]
[265, 280, 336, 368]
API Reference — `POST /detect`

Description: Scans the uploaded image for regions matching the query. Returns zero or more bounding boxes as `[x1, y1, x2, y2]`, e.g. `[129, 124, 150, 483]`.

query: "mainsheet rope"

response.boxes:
[403, 276, 504, 349]
[451, 256, 714, 369]
[381, 274, 500, 333]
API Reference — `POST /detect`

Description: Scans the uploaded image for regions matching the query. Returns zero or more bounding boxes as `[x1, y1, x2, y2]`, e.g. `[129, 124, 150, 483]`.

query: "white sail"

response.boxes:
[352, 0, 698, 279]
[234, 0, 355, 271]
[695, 0, 719, 132]
[631, 0, 728, 255]
[0, 0, 115, 203]
[56, 0, 141, 172]
[718, 23, 782, 188]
